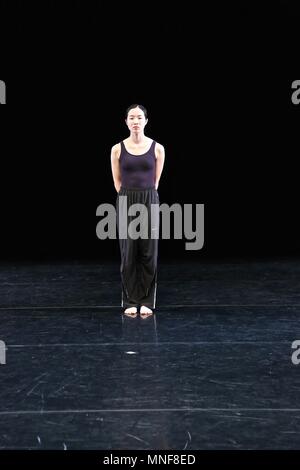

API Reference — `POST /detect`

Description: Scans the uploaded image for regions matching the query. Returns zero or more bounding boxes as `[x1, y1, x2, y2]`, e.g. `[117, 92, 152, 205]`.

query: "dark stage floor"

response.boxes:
[0, 258, 300, 450]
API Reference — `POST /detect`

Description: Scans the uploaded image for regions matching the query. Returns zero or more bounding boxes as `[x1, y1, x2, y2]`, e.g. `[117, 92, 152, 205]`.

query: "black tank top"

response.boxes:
[119, 140, 156, 189]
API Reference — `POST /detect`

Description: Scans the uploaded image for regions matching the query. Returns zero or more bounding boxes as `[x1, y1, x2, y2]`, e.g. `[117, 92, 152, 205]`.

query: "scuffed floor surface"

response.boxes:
[1, 258, 300, 449]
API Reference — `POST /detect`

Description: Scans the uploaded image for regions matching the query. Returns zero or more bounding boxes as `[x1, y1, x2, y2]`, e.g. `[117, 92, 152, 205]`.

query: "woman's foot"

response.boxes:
[140, 305, 153, 318]
[124, 307, 138, 318]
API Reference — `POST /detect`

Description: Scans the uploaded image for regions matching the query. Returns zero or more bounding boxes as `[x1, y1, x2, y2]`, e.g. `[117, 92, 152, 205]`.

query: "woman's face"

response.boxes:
[126, 107, 147, 133]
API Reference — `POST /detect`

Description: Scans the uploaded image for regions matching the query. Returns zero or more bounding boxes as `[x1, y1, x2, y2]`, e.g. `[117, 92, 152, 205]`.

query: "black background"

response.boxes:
[0, 0, 299, 262]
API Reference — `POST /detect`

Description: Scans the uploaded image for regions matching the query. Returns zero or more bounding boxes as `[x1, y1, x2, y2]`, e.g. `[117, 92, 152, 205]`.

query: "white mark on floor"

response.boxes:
[126, 433, 149, 445]
[183, 431, 192, 450]
[26, 373, 49, 396]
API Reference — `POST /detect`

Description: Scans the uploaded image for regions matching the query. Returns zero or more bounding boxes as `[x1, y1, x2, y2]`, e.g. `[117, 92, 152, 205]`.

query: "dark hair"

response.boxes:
[125, 104, 148, 119]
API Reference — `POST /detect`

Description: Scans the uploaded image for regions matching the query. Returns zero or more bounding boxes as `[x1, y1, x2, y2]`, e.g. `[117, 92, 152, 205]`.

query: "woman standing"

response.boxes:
[111, 104, 165, 317]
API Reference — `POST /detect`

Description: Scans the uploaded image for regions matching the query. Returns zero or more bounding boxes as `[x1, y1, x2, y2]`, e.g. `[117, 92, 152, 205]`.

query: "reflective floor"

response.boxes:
[0, 258, 300, 449]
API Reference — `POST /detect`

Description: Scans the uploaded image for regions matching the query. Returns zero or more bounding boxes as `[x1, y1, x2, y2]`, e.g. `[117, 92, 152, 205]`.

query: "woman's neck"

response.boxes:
[129, 132, 146, 144]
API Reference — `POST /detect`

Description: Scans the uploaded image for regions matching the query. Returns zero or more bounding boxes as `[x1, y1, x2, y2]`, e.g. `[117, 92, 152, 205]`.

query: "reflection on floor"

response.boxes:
[0, 258, 300, 449]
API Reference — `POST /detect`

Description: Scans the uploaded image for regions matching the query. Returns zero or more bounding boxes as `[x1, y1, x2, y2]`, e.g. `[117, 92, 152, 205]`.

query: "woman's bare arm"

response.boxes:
[110, 143, 121, 192]
[155, 143, 165, 190]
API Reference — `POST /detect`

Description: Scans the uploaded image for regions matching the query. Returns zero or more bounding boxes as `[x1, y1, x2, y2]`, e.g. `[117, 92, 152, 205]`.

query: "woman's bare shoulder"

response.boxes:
[154, 141, 165, 158]
[111, 142, 121, 159]
[155, 141, 165, 151]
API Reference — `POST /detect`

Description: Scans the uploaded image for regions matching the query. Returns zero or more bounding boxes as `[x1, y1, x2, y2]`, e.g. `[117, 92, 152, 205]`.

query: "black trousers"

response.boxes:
[116, 186, 159, 309]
